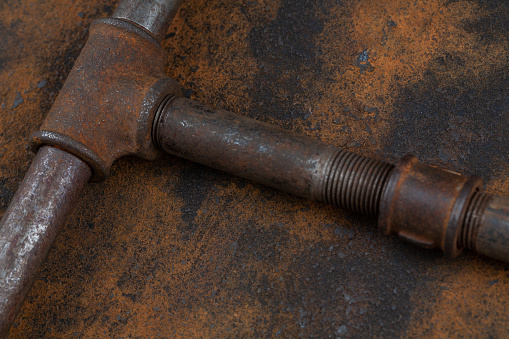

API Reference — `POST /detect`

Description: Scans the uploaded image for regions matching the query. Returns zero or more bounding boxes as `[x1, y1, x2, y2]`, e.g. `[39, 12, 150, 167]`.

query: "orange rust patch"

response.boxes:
[408, 260, 509, 337]
[306, 0, 509, 156]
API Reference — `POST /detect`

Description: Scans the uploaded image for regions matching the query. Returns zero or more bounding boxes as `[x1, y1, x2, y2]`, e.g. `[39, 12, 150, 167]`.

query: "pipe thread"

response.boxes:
[322, 150, 394, 217]
[152, 94, 176, 149]
[458, 191, 491, 250]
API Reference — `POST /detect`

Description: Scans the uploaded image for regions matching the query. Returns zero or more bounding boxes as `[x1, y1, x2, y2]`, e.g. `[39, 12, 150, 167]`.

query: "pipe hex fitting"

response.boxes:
[379, 155, 483, 257]
[31, 18, 181, 181]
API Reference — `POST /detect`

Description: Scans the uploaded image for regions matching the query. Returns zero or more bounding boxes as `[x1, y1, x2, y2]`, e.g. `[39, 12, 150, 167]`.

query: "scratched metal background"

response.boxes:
[1, 0, 508, 337]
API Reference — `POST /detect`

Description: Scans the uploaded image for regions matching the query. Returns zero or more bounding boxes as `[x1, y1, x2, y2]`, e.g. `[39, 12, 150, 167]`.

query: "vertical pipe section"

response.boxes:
[0, 147, 91, 337]
[112, 0, 183, 42]
[154, 97, 393, 217]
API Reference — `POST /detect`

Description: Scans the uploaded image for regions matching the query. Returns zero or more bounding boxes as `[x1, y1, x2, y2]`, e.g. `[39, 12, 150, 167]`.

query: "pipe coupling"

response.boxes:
[379, 155, 484, 258]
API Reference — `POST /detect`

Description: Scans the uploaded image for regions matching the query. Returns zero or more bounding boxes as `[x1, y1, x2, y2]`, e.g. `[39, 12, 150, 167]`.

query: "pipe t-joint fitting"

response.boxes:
[31, 18, 181, 181]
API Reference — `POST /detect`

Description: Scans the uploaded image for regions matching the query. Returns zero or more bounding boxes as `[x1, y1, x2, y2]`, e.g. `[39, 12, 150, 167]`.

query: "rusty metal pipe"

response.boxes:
[154, 97, 394, 217]
[0, 146, 91, 337]
[154, 96, 509, 263]
[112, 0, 183, 41]
[2, 0, 508, 335]
[464, 195, 509, 262]
[0, 0, 182, 336]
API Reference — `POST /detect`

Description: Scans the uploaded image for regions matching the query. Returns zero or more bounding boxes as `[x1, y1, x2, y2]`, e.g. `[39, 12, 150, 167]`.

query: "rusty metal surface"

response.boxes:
[1, 0, 508, 337]
[0, 146, 91, 337]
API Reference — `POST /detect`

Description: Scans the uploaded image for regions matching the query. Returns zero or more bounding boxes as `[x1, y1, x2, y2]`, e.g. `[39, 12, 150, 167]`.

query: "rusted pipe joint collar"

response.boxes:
[379, 155, 483, 257]
[31, 18, 181, 181]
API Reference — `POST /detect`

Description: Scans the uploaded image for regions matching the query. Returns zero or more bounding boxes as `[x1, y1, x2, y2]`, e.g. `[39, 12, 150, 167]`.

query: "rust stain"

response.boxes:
[408, 261, 509, 337]
[1, 0, 508, 337]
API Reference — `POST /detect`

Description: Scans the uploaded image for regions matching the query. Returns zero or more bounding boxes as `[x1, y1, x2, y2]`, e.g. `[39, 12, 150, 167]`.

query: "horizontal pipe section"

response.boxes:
[154, 96, 509, 263]
[473, 195, 509, 262]
[154, 97, 393, 217]
[0, 147, 91, 337]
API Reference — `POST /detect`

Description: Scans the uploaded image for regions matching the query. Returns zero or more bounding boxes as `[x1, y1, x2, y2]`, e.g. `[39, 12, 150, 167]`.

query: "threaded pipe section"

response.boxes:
[321, 150, 394, 217]
[152, 94, 177, 149]
[458, 191, 492, 250]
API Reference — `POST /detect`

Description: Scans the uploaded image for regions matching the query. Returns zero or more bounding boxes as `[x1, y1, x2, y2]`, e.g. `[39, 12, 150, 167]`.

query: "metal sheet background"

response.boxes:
[0, 0, 508, 337]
